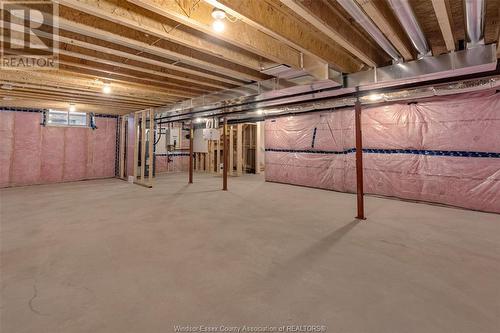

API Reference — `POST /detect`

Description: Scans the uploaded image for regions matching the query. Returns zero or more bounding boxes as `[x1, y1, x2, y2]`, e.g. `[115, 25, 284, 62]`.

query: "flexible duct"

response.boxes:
[336, 0, 401, 61]
[464, 0, 485, 47]
[387, 0, 430, 57]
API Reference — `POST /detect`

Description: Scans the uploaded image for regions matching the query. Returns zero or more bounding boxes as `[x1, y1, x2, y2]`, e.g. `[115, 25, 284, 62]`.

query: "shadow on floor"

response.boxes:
[272, 219, 362, 275]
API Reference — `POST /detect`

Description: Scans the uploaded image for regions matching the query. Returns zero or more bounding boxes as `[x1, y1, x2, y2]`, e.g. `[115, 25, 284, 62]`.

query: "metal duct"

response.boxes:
[464, 0, 485, 47]
[346, 44, 497, 90]
[155, 45, 497, 121]
[387, 0, 430, 57]
[336, 0, 401, 61]
[223, 76, 500, 123]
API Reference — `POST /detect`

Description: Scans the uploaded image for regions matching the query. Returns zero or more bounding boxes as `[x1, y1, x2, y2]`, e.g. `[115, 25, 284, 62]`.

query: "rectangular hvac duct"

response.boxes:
[347, 44, 497, 90]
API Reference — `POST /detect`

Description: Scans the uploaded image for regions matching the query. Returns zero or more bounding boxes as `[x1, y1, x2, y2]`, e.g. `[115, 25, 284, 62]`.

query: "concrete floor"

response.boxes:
[1, 173, 499, 333]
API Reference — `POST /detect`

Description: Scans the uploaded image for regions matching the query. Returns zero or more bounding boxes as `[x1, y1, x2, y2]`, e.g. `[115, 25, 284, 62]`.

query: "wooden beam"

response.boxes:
[7, 35, 209, 96]
[255, 121, 261, 174]
[207, 0, 363, 73]
[217, 134, 221, 174]
[222, 117, 228, 190]
[55, 17, 250, 85]
[16, 2, 257, 83]
[57, 33, 233, 90]
[0, 98, 136, 114]
[431, 0, 455, 52]
[58, 0, 268, 78]
[128, 0, 301, 69]
[148, 109, 154, 185]
[140, 111, 147, 181]
[0, 90, 146, 110]
[354, 0, 415, 61]
[1, 69, 178, 102]
[229, 125, 234, 176]
[1, 81, 169, 106]
[133, 112, 139, 179]
[281, 0, 388, 67]
[58, 56, 205, 96]
[5, 22, 233, 90]
[236, 124, 242, 176]
[189, 122, 194, 184]
[0, 84, 164, 106]
[119, 116, 126, 179]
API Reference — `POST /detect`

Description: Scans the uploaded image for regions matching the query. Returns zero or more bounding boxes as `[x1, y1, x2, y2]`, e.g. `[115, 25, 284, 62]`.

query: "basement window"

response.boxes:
[47, 110, 88, 127]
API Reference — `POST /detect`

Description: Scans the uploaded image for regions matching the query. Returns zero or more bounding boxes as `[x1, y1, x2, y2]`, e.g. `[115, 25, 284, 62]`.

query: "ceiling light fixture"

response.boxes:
[256, 109, 264, 115]
[212, 19, 225, 32]
[211, 8, 226, 20]
[367, 93, 384, 101]
[211, 8, 226, 32]
[102, 83, 111, 94]
[69, 103, 76, 112]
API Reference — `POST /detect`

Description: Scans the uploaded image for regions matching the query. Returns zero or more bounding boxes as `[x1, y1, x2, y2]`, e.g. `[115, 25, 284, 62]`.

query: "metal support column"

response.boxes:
[355, 100, 366, 220]
[223, 117, 228, 191]
[189, 122, 194, 184]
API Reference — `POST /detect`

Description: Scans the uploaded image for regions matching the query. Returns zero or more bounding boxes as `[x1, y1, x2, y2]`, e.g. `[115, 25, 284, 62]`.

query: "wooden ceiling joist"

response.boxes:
[281, 0, 389, 68]
[1, 70, 178, 103]
[354, 0, 415, 61]
[206, 0, 364, 74]
[5, 25, 226, 92]
[56, 16, 257, 84]
[0, 98, 140, 114]
[58, 62, 198, 99]
[14, 1, 264, 83]
[0, 79, 176, 105]
[55, 46, 213, 93]
[430, 0, 455, 52]
[57, 0, 269, 80]
[0, 90, 150, 110]
[59, 36, 232, 90]
[1, 84, 168, 106]
[127, 0, 302, 70]
[55, 20, 246, 86]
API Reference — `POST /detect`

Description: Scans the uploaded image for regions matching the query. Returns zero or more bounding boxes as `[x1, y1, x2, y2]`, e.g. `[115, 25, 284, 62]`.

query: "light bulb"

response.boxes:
[69, 104, 76, 112]
[103, 83, 111, 94]
[212, 20, 225, 32]
[367, 93, 383, 101]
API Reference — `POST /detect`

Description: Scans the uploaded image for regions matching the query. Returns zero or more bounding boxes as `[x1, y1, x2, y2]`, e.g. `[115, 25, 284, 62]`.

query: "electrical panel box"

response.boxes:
[202, 128, 220, 140]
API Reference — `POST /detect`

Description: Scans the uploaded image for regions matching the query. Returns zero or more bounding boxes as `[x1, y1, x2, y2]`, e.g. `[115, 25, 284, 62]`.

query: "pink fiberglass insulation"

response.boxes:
[64, 127, 88, 181]
[0, 111, 14, 187]
[11, 112, 42, 186]
[0, 111, 117, 187]
[40, 126, 64, 183]
[265, 91, 500, 213]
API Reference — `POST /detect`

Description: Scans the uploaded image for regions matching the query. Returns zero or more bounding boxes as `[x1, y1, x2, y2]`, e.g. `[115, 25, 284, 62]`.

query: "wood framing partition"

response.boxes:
[133, 109, 154, 188]
[118, 115, 127, 179]
[189, 122, 259, 178]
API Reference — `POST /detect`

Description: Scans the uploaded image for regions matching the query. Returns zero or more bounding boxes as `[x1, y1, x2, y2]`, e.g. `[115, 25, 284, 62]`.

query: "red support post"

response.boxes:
[355, 100, 366, 220]
[223, 117, 228, 191]
[188, 122, 193, 184]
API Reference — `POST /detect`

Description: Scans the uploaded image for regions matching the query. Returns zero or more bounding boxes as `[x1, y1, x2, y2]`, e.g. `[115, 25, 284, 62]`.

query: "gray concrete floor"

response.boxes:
[1, 173, 499, 333]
